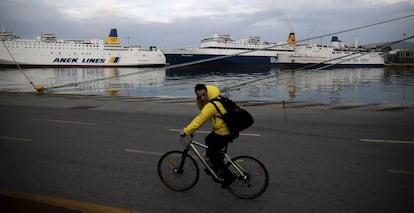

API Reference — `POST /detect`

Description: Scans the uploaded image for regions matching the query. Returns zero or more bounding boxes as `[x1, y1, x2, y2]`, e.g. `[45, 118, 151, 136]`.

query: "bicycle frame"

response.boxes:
[181, 137, 245, 181]
[159, 136, 269, 199]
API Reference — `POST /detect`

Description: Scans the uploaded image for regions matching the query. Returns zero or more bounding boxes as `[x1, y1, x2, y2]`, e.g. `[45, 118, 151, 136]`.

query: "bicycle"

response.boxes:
[157, 135, 269, 199]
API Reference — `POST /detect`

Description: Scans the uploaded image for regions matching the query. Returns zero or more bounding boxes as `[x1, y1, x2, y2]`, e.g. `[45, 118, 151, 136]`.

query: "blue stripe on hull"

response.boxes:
[165, 54, 277, 65]
[165, 54, 383, 68]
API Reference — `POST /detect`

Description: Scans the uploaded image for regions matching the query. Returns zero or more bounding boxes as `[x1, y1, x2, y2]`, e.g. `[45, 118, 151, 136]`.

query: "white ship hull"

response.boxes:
[0, 29, 166, 67]
[0, 44, 166, 67]
[164, 32, 295, 66]
[277, 39, 384, 68]
[164, 47, 283, 57]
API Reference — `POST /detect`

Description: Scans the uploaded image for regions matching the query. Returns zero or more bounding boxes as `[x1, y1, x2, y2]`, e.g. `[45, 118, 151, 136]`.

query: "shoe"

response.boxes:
[221, 174, 236, 188]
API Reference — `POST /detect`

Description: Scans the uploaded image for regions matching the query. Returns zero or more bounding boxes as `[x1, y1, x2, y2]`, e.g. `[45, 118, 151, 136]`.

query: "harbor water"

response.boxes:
[0, 66, 413, 104]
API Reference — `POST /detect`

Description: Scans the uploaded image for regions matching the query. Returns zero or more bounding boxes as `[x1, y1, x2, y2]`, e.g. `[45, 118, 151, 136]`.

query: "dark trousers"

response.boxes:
[205, 132, 232, 177]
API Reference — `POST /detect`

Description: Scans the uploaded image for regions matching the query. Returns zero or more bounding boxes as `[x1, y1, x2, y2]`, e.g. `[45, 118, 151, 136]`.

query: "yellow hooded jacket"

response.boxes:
[183, 85, 230, 136]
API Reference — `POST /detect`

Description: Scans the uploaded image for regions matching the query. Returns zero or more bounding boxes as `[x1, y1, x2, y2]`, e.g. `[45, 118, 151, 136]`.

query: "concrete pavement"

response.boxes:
[1, 92, 413, 212]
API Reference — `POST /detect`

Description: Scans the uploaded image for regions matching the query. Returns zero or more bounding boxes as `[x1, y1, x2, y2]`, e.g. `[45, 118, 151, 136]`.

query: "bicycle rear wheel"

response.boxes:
[158, 151, 199, 191]
[227, 156, 269, 199]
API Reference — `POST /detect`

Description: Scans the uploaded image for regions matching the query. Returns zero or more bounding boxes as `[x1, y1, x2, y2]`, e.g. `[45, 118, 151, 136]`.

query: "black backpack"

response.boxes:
[209, 96, 254, 139]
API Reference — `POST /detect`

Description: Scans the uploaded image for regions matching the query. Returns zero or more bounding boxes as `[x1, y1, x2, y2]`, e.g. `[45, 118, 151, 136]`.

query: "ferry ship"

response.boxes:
[0, 29, 166, 67]
[163, 32, 296, 67]
[277, 36, 384, 68]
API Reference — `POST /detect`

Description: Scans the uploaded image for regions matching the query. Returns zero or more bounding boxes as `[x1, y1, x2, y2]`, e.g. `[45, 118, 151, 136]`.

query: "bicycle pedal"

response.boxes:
[204, 168, 213, 176]
[212, 177, 224, 184]
[217, 170, 224, 178]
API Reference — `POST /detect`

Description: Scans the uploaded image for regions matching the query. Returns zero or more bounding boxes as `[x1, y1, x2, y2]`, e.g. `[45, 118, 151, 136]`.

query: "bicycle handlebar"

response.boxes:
[178, 134, 193, 147]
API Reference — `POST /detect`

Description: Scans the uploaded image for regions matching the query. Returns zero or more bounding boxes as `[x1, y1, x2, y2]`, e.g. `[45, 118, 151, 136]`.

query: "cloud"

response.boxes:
[55, 0, 270, 24]
[1, 0, 413, 48]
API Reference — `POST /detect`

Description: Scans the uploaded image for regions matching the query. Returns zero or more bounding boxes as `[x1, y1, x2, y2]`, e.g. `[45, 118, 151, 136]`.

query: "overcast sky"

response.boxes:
[1, 0, 413, 48]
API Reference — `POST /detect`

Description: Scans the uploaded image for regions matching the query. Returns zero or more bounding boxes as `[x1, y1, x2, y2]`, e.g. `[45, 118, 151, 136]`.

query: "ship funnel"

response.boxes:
[330, 36, 345, 50]
[287, 32, 296, 47]
[106, 29, 120, 45]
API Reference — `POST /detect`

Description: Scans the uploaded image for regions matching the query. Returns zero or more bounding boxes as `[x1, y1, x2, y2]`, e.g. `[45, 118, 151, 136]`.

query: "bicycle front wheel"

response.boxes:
[227, 156, 269, 199]
[157, 151, 199, 191]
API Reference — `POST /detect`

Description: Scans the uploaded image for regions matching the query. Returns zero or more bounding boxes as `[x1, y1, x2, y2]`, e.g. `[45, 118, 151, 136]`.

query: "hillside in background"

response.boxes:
[365, 41, 414, 50]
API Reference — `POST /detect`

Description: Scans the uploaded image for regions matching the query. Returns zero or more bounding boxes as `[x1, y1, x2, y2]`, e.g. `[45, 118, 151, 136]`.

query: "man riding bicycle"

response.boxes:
[181, 84, 235, 188]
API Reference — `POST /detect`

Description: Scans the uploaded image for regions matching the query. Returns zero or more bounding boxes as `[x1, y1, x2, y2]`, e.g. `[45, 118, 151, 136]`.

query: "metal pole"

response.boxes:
[403, 33, 406, 63]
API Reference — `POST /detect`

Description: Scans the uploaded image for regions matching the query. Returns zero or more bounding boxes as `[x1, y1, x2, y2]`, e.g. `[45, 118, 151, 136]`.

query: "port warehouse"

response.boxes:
[387, 49, 414, 64]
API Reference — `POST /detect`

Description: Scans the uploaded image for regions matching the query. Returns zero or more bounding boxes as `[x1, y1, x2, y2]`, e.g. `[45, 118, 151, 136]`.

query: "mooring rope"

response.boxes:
[41, 13, 414, 93]
[223, 34, 414, 92]
[1, 39, 44, 93]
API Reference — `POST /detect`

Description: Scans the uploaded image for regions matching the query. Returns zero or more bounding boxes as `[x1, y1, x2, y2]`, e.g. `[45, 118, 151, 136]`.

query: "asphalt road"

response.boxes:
[0, 93, 413, 212]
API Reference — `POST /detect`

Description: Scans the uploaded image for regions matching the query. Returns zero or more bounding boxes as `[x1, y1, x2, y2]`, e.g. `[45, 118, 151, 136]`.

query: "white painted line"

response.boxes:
[125, 149, 163, 156]
[32, 118, 96, 126]
[168, 129, 261, 137]
[388, 169, 414, 175]
[240, 132, 262, 137]
[360, 139, 414, 145]
[0, 136, 32, 142]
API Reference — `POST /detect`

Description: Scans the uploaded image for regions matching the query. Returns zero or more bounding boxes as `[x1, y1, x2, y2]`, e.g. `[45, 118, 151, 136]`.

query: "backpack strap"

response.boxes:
[209, 98, 224, 117]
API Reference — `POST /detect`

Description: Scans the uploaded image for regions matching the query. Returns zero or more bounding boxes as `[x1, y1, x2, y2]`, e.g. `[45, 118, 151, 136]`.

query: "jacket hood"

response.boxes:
[206, 85, 220, 100]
